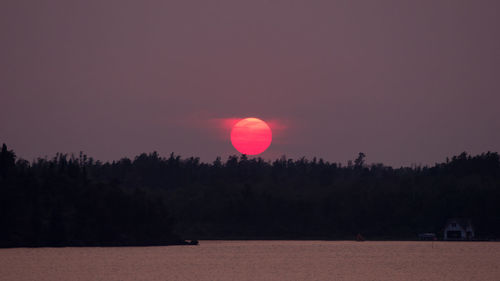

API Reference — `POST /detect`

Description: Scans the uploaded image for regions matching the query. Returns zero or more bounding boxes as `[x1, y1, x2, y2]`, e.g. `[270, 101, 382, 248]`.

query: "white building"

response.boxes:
[443, 218, 474, 240]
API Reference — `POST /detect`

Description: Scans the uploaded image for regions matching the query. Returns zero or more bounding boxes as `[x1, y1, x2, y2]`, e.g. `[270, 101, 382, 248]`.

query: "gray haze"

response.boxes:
[1, 0, 499, 166]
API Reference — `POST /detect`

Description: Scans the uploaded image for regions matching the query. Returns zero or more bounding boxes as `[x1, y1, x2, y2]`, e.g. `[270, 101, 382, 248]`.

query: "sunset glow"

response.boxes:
[230, 118, 272, 155]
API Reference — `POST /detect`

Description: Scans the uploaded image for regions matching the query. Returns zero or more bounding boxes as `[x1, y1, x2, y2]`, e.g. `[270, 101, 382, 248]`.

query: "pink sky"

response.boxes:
[1, 0, 499, 166]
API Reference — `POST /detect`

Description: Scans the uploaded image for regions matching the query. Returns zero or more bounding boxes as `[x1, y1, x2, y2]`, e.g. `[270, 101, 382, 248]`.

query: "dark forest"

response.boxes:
[1, 143, 499, 247]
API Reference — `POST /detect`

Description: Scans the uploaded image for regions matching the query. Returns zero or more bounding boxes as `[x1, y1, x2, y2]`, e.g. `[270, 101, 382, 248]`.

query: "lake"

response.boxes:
[1, 241, 499, 280]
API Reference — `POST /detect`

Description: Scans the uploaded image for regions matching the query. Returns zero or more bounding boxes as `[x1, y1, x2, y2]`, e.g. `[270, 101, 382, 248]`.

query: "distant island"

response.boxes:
[1, 143, 499, 247]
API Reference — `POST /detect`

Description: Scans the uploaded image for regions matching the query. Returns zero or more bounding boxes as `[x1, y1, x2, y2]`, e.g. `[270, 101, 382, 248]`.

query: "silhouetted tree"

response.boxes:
[354, 152, 366, 168]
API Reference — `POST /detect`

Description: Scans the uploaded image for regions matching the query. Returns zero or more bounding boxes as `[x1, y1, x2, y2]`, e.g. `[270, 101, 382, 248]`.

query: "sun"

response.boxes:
[230, 118, 272, 155]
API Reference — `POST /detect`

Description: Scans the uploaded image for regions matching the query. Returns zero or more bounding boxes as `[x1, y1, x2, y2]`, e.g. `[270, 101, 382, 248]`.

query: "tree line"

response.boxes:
[1, 143, 499, 247]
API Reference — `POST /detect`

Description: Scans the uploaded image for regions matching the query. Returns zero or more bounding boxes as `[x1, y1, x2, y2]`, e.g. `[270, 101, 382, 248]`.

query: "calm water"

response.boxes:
[1, 241, 499, 281]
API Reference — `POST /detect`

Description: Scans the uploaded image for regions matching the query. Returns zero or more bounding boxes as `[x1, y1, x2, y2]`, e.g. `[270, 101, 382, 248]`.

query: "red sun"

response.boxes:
[231, 118, 272, 155]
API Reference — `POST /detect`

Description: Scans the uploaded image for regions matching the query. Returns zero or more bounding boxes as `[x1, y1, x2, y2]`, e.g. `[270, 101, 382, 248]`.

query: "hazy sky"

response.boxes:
[1, 0, 499, 166]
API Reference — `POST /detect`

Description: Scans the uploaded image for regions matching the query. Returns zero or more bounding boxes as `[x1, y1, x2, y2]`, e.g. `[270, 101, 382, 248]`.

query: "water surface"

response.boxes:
[1, 241, 499, 281]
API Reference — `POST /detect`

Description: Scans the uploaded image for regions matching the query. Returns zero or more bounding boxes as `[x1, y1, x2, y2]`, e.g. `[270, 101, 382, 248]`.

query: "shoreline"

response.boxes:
[1, 238, 498, 249]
